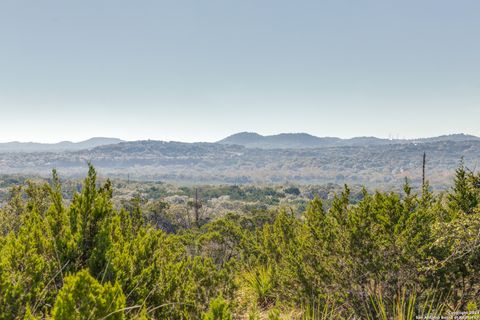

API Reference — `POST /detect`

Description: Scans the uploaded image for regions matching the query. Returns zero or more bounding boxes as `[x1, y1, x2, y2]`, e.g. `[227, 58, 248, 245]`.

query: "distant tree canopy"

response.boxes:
[0, 162, 479, 319]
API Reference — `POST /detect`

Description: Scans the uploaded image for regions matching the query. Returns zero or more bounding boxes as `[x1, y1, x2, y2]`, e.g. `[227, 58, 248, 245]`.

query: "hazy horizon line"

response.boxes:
[0, 131, 478, 144]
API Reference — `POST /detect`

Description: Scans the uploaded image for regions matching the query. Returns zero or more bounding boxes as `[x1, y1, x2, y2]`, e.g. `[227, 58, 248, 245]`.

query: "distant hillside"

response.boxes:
[218, 132, 342, 148]
[1, 139, 479, 189]
[411, 134, 480, 143]
[218, 132, 480, 149]
[2, 133, 477, 152]
[0, 137, 123, 152]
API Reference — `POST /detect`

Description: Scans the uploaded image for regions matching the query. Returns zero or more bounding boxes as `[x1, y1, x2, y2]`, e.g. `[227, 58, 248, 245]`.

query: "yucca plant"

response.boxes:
[366, 288, 446, 320]
[242, 266, 276, 309]
[301, 297, 349, 320]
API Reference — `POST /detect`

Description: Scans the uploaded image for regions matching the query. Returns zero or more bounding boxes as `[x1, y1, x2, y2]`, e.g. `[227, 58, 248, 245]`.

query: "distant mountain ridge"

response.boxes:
[0, 137, 123, 152]
[1, 133, 478, 153]
[218, 132, 480, 149]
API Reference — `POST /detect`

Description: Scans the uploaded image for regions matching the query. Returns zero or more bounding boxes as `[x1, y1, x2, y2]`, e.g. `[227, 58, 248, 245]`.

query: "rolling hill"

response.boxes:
[0, 137, 123, 152]
[0, 138, 479, 189]
[218, 132, 480, 149]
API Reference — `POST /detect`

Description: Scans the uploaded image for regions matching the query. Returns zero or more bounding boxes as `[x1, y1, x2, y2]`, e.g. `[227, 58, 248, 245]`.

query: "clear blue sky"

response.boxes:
[1, 0, 479, 142]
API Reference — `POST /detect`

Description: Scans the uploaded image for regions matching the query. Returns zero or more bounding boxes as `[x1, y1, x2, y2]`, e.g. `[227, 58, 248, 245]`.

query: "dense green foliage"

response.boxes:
[1, 163, 480, 319]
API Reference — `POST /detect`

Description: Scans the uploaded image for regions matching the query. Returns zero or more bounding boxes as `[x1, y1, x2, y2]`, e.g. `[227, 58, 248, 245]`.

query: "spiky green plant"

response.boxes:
[366, 288, 446, 320]
[242, 266, 275, 309]
[301, 297, 352, 320]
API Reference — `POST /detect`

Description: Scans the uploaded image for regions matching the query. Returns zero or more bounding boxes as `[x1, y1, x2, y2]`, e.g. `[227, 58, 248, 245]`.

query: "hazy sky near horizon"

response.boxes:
[1, 0, 479, 143]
